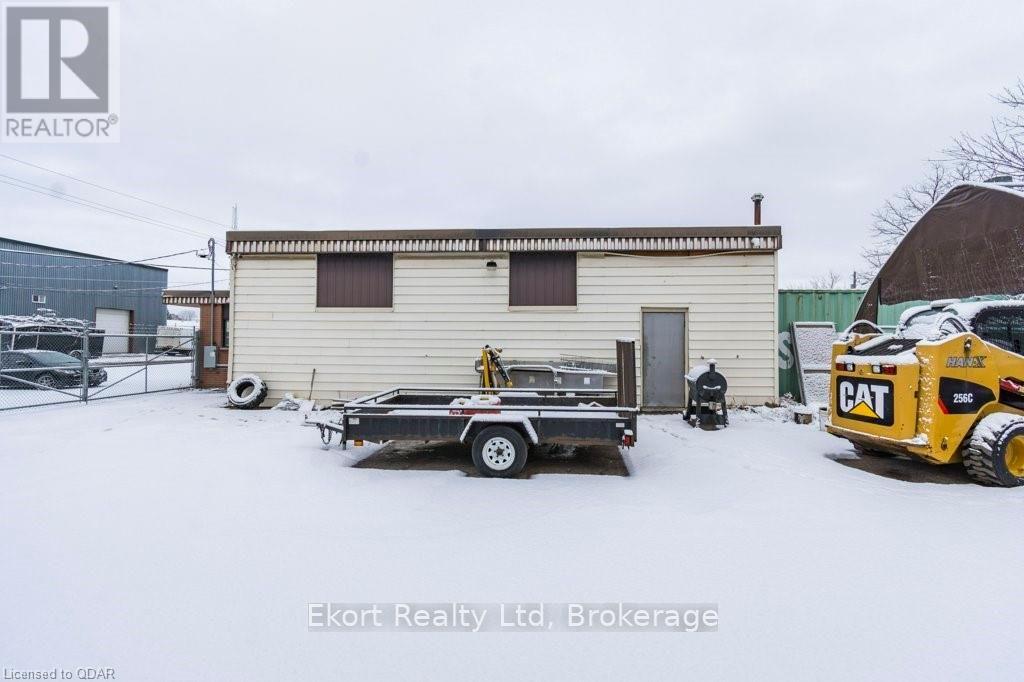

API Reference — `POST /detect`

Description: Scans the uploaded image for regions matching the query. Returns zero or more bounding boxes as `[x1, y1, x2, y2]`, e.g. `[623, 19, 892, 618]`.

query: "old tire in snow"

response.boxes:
[963, 414, 1024, 487]
[472, 425, 528, 478]
[227, 374, 268, 409]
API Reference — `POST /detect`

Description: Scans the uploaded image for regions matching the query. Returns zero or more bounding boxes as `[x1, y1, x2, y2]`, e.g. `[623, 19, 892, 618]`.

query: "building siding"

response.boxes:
[0, 237, 168, 331]
[229, 251, 778, 405]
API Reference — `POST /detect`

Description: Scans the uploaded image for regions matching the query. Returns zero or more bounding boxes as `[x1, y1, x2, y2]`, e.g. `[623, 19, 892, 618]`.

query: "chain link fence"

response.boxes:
[0, 327, 197, 411]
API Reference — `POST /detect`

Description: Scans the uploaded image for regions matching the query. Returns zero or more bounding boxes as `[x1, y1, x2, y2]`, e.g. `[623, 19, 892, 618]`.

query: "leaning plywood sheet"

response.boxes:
[790, 321, 837, 406]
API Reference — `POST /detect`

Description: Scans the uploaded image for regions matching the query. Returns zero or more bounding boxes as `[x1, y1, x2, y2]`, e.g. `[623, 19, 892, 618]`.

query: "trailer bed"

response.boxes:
[311, 340, 640, 477]
[312, 386, 637, 476]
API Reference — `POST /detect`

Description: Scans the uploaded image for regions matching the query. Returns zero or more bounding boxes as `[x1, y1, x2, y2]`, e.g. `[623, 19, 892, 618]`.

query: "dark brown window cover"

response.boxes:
[509, 252, 577, 306]
[317, 253, 393, 307]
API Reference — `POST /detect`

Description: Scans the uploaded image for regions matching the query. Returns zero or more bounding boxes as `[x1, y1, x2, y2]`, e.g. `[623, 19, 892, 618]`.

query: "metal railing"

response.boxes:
[0, 328, 198, 411]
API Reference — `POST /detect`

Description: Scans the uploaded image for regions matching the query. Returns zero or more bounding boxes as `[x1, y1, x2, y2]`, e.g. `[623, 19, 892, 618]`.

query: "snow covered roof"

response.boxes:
[959, 180, 1024, 200]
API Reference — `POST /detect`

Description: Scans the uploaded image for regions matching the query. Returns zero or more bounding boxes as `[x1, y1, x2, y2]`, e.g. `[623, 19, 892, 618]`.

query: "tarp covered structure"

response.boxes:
[857, 183, 1024, 321]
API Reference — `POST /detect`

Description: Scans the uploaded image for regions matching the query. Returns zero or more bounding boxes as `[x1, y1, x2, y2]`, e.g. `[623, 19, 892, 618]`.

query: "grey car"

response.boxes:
[0, 350, 108, 389]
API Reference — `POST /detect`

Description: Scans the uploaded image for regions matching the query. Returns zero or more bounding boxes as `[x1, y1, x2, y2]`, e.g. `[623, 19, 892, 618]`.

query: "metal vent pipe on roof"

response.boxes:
[751, 193, 764, 225]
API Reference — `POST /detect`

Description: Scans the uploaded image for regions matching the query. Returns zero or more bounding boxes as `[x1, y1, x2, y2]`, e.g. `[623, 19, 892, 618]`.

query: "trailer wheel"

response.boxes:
[227, 374, 268, 409]
[964, 414, 1024, 487]
[472, 426, 528, 478]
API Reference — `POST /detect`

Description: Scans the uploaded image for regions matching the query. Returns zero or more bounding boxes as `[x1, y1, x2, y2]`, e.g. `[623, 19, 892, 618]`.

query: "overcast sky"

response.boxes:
[1, 0, 1022, 288]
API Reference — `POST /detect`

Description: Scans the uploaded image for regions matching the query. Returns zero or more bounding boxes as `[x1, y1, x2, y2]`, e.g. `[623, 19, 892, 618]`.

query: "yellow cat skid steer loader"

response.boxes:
[826, 301, 1024, 487]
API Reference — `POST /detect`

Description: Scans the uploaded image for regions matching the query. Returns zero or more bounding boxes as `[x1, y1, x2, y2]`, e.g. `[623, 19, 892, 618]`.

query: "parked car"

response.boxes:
[0, 350, 108, 389]
[0, 320, 105, 359]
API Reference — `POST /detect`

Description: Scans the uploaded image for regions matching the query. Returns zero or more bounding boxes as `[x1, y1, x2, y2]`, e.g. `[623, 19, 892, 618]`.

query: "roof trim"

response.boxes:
[162, 289, 230, 305]
[226, 225, 780, 242]
[225, 225, 782, 255]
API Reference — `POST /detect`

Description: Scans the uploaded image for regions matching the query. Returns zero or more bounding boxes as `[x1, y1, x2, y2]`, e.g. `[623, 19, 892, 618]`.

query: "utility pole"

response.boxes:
[208, 237, 216, 306]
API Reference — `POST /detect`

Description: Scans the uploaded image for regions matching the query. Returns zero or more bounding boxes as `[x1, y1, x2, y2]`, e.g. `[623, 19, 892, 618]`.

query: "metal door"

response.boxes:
[96, 308, 130, 354]
[642, 311, 686, 408]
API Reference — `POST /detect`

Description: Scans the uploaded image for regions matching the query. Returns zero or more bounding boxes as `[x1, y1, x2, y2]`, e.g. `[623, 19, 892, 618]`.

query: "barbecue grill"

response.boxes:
[684, 361, 729, 429]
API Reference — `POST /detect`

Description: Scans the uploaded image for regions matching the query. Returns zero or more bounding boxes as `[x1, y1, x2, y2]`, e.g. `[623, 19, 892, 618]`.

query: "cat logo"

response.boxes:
[836, 377, 895, 426]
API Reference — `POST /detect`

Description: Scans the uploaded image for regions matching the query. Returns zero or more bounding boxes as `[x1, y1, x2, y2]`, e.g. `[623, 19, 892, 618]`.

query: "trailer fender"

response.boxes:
[460, 414, 538, 445]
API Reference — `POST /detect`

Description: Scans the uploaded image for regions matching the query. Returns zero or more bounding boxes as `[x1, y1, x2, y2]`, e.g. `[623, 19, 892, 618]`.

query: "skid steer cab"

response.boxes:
[826, 301, 1024, 487]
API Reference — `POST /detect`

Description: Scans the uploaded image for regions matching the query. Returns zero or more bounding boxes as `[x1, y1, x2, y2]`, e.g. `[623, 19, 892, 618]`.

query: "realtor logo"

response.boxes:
[1, 1, 120, 142]
[836, 377, 894, 426]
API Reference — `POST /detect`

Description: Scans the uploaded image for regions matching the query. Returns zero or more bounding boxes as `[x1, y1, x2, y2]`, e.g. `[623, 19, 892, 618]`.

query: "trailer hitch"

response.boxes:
[315, 421, 346, 450]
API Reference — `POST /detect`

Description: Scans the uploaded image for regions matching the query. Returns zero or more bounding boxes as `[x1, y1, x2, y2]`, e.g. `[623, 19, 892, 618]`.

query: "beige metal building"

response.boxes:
[224, 226, 781, 407]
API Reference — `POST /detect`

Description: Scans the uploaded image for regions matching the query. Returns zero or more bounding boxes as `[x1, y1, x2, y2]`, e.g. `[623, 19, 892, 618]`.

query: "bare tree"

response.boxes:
[946, 80, 1024, 176]
[808, 269, 844, 289]
[862, 79, 1024, 279]
[861, 159, 982, 277]
[870, 160, 979, 247]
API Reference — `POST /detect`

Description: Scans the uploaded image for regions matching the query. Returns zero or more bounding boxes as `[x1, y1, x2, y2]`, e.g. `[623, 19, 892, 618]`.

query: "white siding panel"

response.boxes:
[230, 253, 778, 405]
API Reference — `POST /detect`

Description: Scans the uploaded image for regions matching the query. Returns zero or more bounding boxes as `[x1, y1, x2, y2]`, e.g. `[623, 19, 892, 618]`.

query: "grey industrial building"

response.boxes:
[0, 237, 168, 340]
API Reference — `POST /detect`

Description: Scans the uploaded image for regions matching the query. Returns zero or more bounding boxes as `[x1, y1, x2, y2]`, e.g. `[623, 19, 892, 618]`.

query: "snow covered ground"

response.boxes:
[1, 391, 1022, 680]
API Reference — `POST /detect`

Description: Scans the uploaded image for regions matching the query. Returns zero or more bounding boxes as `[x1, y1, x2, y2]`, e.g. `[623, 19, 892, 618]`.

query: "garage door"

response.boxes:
[96, 308, 130, 354]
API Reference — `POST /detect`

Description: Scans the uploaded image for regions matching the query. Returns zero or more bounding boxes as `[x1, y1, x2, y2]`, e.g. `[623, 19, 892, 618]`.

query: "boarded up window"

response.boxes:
[509, 252, 577, 306]
[317, 253, 393, 307]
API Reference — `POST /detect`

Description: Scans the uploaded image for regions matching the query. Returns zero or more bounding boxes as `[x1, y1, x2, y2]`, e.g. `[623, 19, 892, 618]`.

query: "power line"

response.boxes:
[0, 246, 204, 267]
[0, 278, 227, 294]
[0, 246, 228, 270]
[0, 272, 225, 282]
[0, 260, 229, 272]
[0, 174, 220, 242]
[140, 264, 229, 271]
[0, 289, 213, 300]
[0, 152, 229, 229]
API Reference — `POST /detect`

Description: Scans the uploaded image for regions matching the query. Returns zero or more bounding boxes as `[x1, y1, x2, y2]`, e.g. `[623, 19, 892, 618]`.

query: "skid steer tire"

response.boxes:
[853, 443, 895, 458]
[963, 415, 1024, 487]
[471, 426, 528, 478]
